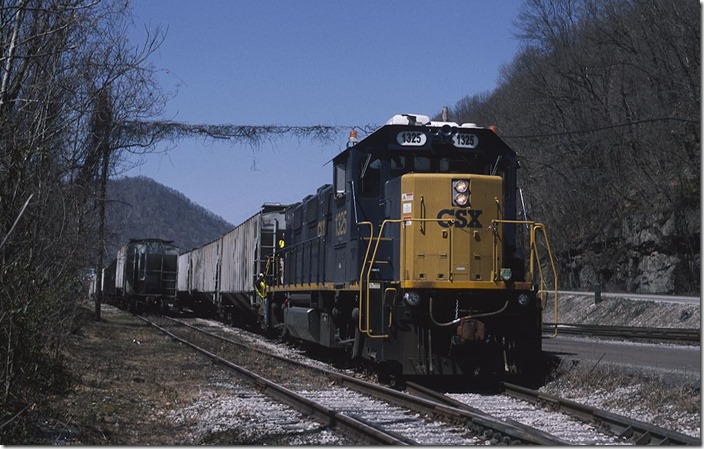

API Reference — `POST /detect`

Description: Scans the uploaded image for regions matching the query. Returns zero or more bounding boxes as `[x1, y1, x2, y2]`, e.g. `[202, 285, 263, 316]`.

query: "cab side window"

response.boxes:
[360, 156, 381, 198]
[334, 161, 346, 198]
[390, 155, 407, 178]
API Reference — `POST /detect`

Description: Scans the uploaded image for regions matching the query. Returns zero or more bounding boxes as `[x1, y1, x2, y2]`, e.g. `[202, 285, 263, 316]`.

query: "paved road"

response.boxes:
[544, 335, 701, 383]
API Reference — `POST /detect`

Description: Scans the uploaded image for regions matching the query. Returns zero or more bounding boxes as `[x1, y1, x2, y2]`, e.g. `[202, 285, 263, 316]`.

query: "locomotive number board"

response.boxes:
[395, 131, 479, 149]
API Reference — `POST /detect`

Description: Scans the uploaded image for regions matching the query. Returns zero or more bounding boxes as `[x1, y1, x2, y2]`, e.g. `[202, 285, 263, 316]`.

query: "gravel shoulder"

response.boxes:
[540, 294, 701, 439]
[12, 296, 703, 444]
[544, 293, 700, 328]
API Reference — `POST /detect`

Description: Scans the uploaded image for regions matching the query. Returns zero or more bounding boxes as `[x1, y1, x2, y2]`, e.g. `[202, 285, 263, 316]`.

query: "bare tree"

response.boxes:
[0, 0, 168, 430]
[449, 0, 699, 292]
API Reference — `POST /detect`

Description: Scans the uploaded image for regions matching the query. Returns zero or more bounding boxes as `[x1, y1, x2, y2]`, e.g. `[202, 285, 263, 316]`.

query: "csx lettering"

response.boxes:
[335, 210, 347, 237]
[437, 209, 483, 228]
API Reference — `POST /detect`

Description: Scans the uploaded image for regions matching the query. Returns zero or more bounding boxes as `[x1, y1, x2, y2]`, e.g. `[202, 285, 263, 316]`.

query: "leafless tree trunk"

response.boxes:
[90, 88, 113, 321]
[0, 0, 167, 427]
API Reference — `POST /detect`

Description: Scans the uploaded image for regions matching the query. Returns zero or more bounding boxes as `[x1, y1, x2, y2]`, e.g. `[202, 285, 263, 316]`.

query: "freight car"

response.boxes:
[176, 204, 286, 321]
[99, 238, 179, 313]
[177, 113, 557, 379]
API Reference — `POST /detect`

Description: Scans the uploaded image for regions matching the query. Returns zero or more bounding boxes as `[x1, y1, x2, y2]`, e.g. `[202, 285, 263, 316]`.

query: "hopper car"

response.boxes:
[97, 238, 179, 313]
[176, 205, 286, 321]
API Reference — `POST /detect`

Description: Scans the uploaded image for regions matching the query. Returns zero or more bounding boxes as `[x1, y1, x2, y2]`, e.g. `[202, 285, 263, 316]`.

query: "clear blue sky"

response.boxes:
[126, 0, 525, 226]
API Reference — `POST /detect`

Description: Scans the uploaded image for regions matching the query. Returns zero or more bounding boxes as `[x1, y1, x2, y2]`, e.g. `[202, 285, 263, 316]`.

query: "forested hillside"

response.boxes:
[444, 0, 699, 294]
[106, 176, 233, 257]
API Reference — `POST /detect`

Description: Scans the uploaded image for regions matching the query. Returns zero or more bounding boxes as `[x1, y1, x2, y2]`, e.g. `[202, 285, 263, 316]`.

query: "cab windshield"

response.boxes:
[389, 154, 491, 177]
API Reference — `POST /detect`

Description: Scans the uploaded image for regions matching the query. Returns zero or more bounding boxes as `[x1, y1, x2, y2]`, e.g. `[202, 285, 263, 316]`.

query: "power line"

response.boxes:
[500, 117, 699, 140]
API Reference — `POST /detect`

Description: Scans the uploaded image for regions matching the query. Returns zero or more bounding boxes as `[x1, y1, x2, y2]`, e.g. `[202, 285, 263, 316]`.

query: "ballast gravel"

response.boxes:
[297, 387, 482, 445]
[167, 381, 350, 445]
[448, 392, 629, 445]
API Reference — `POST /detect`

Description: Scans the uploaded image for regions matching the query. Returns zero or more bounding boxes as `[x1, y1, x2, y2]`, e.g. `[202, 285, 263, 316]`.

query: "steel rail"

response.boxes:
[328, 372, 567, 445]
[500, 382, 701, 446]
[543, 323, 700, 343]
[396, 381, 568, 445]
[163, 316, 567, 445]
[136, 315, 410, 445]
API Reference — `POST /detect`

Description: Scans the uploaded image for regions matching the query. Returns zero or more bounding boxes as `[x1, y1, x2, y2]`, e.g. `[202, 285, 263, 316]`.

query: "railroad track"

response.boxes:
[137, 315, 566, 445]
[405, 382, 699, 445]
[544, 323, 700, 343]
[136, 316, 399, 444]
[499, 382, 701, 446]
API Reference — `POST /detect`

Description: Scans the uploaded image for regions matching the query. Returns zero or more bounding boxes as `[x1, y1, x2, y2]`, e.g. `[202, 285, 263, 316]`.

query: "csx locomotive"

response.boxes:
[175, 113, 558, 378]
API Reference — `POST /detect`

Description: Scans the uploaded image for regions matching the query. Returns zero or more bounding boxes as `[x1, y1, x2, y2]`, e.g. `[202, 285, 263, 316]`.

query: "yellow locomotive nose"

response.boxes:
[399, 173, 503, 286]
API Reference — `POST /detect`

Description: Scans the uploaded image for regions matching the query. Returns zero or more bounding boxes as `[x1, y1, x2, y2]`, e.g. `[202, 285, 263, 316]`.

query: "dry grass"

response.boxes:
[7, 302, 340, 445]
[11, 303, 231, 445]
[542, 359, 701, 437]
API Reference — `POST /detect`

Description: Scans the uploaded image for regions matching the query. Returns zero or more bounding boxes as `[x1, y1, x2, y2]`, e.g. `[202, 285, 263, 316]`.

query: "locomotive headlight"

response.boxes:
[453, 179, 469, 193]
[517, 293, 530, 306]
[454, 192, 469, 206]
[500, 268, 512, 281]
[452, 179, 470, 206]
[403, 291, 421, 307]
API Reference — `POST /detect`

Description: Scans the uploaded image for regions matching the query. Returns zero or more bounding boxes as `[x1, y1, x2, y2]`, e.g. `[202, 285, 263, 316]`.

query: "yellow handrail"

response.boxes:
[362, 219, 400, 338]
[532, 223, 559, 338]
[359, 217, 451, 338]
[492, 219, 559, 338]
[358, 217, 559, 339]
[357, 221, 375, 336]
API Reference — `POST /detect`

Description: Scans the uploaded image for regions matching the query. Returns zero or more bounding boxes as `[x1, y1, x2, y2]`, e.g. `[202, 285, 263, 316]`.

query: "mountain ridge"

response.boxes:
[105, 176, 234, 257]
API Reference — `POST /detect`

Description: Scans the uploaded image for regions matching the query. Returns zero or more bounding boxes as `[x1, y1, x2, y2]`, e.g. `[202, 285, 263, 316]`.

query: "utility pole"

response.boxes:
[93, 88, 113, 320]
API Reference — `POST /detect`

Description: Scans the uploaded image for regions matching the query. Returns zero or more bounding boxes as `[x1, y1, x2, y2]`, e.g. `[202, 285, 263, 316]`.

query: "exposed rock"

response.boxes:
[560, 210, 699, 294]
[632, 252, 678, 293]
